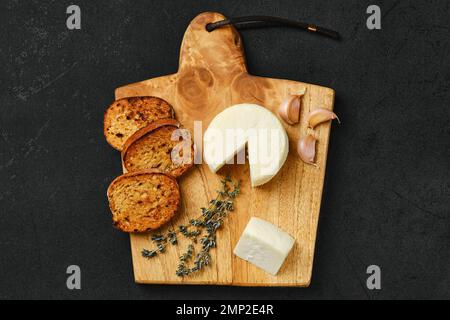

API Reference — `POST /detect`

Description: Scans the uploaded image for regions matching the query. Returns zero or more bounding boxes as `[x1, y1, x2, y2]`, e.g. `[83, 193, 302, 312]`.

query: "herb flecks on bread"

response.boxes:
[122, 119, 194, 178]
[104, 96, 174, 151]
[107, 170, 180, 232]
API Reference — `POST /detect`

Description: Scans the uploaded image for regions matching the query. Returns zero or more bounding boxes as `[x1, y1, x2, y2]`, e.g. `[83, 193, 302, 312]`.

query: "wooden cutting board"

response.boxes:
[115, 12, 335, 286]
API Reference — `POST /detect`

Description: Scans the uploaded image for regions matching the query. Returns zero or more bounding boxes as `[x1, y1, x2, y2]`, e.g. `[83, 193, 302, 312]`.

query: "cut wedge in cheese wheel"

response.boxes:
[203, 104, 289, 187]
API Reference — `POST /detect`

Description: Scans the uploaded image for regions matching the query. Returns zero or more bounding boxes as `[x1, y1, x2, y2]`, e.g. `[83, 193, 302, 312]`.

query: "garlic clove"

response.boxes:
[278, 92, 304, 125]
[306, 108, 340, 129]
[297, 134, 317, 165]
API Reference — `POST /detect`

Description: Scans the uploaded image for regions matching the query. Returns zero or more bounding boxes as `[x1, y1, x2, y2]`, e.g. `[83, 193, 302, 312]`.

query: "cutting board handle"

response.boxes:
[178, 12, 248, 75]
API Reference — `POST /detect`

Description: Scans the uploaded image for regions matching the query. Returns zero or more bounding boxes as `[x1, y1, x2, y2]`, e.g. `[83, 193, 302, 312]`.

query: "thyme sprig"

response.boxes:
[141, 175, 241, 277]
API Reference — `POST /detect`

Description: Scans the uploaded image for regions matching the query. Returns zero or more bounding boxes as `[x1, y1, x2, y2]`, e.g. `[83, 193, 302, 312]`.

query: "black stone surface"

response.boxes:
[0, 0, 449, 300]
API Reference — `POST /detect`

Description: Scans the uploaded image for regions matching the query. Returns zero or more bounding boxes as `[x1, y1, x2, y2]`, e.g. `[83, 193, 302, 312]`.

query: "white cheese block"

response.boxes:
[203, 104, 289, 187]
[233, 217, 295, 275]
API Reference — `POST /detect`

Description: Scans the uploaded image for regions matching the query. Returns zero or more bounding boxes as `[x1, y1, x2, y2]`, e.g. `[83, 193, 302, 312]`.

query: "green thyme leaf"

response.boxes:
[142, 176, 242, 278]
[142, 249, 158, 259]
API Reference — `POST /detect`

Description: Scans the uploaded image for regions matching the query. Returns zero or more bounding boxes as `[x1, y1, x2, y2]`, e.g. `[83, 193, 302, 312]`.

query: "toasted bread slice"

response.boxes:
[122, 119, 194, 178]
[107, 169, 180, 232]
[104, 96, 174, 151]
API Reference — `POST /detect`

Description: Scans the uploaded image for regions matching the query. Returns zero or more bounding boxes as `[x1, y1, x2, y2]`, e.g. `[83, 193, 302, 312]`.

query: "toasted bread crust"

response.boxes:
[121, 119, 180, 154]
[122, 119, 194, 178]
[104, 96, 175, 151]
[107, 169, 180, 232]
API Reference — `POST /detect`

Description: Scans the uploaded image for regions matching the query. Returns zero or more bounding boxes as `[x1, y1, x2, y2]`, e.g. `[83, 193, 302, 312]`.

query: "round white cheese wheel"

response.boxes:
[203, 103, 289, 187]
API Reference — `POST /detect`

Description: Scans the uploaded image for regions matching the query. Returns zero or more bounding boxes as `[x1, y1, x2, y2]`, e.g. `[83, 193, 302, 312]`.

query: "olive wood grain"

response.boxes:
[115, 12, 335, 286]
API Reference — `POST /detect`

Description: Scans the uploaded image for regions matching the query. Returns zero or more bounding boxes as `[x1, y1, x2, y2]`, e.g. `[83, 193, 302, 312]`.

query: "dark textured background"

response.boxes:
[0, 0, 449, 300]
